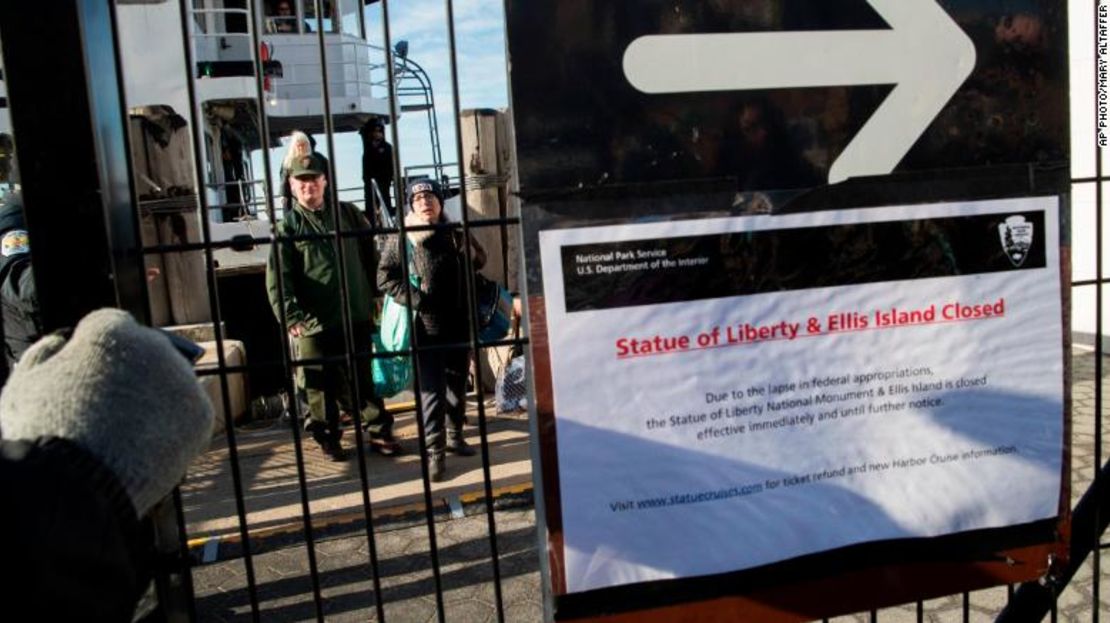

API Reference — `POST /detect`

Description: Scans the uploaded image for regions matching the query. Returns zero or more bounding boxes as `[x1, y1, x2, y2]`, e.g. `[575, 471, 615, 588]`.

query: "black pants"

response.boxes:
[414, 340, 468, 454]
[297, 323, 392, 444]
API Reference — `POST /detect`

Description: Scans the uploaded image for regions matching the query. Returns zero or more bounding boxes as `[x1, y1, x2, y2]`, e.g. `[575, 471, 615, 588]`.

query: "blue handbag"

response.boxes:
[474, 273, 513, 343]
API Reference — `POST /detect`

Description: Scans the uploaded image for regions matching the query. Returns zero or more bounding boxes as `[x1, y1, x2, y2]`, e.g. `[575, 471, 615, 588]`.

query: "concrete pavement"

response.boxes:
[189, 347, 1109, 622]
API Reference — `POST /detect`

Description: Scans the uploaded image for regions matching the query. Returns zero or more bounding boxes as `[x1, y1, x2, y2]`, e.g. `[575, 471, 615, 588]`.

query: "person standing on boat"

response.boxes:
[359, 118, 394, 219]
[279, 131, 330, 212]
[377, 178, 484, 482]
[267, 152, 401, 461]
[0, 191, 41, 385]
[267, 0, 298, 33]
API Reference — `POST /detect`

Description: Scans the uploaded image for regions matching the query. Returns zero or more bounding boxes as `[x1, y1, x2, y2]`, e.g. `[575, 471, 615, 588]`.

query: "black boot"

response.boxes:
[320, 438, 349, 462]
[430, 451, 447, 482]
[306, 420, 347, 461]
[447, 427, 476, 456]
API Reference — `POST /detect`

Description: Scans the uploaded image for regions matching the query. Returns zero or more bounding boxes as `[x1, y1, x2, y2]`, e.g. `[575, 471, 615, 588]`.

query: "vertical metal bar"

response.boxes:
[379, 0, 406, 214]
[101, 4, 183, 615]
[171, 488, 199, 623]
[0, 0, 145, 330]
[150, 491, 195, 623]
[962, 591, 970, 623]
[173, 1, 264, 620]
[916, 600, 923, 623]
[376, 2, 449, 620]
[869, 608, 878, 623]
[308, 2, 390, 620]
[1095, 1, 1104, 620]
[441, 0, 506, 620]
[356, 0, 367, 49]
[207, 2, 324, 617]
[105, 0, 153, 325]
[999, 453, 1110, 620]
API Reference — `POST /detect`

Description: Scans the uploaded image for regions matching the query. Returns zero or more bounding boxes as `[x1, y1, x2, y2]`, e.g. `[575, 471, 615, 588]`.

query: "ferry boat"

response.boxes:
[109, 0, 451, 404]
[118, 0, 444, 223]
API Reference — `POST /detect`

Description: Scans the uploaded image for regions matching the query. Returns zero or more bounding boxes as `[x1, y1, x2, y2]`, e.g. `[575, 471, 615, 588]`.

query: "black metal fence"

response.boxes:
[0, 0, 1107, 621]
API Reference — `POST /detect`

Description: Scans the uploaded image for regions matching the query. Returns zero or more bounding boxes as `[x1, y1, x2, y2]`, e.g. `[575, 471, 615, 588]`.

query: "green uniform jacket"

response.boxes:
[266, 199, 376, 336]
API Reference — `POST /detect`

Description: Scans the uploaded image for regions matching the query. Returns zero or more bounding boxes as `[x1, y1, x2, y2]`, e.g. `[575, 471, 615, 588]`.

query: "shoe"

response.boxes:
[368, 435, 403, 457]
[447, 437, 476, 457]
[430, 453, 447, 482]
[320, 439, 349, 462]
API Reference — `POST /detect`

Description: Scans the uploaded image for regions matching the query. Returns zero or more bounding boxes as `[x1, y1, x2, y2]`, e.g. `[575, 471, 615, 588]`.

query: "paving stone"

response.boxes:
[497, 575, 543, 611]
[317, 535, 368, 558]
[378, 594, 438, 623]
[192, 562, 242, 593]
[441, 597, 495, 623]
[190, 349, 1110, 621]
[503, 601, 545, 623]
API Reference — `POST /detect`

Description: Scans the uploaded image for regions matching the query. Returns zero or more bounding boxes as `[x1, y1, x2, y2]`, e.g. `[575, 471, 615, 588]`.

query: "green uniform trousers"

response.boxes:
[296, 322, 392, 443]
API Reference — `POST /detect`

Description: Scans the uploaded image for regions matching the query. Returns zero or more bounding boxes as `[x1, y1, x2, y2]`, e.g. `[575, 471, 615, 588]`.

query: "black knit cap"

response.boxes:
[405, 177, 443, 209]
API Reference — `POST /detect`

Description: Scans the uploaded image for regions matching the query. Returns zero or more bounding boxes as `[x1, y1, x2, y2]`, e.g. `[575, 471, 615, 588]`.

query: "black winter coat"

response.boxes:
[377, 220, 485, 343]
[0, 194, 40, 375]
[0, 437, 152, 621]
[362, 140, 394, 188]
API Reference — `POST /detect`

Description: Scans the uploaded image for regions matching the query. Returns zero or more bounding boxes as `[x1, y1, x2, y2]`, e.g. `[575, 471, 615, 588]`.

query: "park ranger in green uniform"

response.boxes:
[266, 152, 402, 461]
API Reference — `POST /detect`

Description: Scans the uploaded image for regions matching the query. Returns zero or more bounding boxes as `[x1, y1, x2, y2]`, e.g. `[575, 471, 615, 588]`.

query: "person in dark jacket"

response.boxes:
[360, 118, 394, 218]
[267, 152, 400, 461]
[0, 191, 42, 384]
[0, 308, 214, 621]
[277, 131, 327, 418]
[377, 178, 484, 481]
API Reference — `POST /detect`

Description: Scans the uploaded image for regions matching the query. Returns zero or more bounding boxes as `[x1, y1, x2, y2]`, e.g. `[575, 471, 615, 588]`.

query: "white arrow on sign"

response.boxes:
[622, 0, 976, 184]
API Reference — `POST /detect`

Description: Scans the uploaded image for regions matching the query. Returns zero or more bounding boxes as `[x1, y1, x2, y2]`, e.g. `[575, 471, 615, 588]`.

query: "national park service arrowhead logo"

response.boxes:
[998, 215, 1034, 267]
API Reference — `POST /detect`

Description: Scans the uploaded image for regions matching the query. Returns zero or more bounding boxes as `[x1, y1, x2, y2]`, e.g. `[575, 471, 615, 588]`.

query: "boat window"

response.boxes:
[192, 0, 209, 34]
[223, 0, 249, 34]
[265, 0, 298, 34]
[303, 0, 338, 34]
[339, 0, 361, 37]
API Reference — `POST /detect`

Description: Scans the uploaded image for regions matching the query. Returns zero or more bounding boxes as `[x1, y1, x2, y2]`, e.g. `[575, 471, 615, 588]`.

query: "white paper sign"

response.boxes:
[539, 197, 1063, 594]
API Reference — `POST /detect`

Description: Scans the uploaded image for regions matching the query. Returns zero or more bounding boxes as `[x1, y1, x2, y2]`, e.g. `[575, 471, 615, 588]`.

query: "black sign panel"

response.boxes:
[506, 0, 1067, 197]
[507, 2, 1070, 620]
[561, 210, 1047, 312]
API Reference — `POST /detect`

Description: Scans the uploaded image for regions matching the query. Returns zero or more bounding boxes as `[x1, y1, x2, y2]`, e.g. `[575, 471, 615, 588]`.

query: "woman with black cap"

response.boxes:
[377, 178, 485, 481]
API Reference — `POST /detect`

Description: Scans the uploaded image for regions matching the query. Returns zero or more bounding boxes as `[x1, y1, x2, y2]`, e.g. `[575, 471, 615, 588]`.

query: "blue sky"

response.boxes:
[366, 0, 511, 172]
[260, 0, 511, 204]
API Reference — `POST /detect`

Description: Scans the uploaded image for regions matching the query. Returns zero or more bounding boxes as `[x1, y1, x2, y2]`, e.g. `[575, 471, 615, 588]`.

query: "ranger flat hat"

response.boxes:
[288, 152, 327, 178]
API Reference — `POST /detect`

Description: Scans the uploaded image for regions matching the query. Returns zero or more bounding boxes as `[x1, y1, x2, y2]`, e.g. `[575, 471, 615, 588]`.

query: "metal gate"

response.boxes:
[0, 1, 1107, 622]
